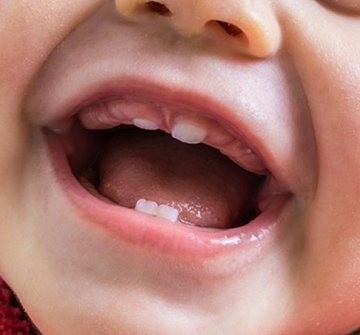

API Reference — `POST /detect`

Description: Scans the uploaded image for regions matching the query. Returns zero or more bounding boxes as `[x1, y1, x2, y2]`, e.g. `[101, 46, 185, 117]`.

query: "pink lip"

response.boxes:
[43, 79, 293, 261]
[45, 77, 291, 189]
[46, 130, 290, 259]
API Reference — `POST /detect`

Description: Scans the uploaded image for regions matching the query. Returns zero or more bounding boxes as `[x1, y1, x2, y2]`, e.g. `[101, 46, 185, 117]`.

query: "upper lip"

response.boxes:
[29, 75, 290, 193]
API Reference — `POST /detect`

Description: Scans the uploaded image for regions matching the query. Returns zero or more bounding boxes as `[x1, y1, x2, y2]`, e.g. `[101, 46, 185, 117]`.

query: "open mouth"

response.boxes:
[44, 82, 291, 257]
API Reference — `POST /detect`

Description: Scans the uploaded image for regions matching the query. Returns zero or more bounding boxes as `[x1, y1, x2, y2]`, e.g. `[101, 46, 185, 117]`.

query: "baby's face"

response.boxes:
[1, 1, 360, 334]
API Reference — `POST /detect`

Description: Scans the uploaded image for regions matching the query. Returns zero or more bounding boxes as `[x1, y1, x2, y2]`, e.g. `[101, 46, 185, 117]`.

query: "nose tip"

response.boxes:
[115, 0, 282, 58]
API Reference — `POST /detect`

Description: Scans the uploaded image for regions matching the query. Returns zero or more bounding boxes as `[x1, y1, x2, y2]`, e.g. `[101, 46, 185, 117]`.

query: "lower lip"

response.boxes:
[45, 130, 291, 260]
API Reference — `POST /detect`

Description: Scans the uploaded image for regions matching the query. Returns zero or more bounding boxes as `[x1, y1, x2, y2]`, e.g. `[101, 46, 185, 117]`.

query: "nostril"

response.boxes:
[145, 1, 172, 16]
[215, 20, 243, 37]
[205, 20, 249, 48]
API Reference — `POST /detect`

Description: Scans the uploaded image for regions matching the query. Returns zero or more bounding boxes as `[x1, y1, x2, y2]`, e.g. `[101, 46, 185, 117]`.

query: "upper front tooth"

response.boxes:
[171, 121, 207, 144]
[133, 118, 159, 130]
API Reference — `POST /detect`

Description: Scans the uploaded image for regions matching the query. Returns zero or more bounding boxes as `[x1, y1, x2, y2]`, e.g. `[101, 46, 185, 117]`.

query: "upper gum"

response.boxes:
[76, 98, 267, 174]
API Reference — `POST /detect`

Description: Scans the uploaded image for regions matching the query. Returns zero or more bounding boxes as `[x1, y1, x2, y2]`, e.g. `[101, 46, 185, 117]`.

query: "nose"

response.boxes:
[115, 0, 281, 58]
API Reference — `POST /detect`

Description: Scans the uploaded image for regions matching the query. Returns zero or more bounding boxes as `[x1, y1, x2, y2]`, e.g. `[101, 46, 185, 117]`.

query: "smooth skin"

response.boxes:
[0, 1, 360, 334]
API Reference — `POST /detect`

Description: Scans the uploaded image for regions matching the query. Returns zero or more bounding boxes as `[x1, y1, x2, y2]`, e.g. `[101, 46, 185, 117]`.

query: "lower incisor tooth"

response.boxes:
[135, 199, 179, 223]
[157, 204, 179, 223]
[135, 199, 158, 215]
[171, 123, 207, 144]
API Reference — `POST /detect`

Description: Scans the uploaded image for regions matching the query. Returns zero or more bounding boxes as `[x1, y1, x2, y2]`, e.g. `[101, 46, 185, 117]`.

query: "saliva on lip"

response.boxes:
[135, 197, 271, 247]
[210, 228, 270, 246]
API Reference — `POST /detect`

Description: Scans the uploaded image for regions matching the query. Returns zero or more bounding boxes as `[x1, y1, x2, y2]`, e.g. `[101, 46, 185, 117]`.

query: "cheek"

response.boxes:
[0, 0, 103, 270]
[280, 3, 360, 331]
[0, 1, 103, 86]
[281, 0, 360, 248]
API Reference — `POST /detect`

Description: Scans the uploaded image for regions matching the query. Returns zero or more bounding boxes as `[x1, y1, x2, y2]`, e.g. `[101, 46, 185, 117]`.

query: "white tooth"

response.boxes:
[135, 199, 158, 216]
[156, 204, 179, 223]
[171, 123, 207, 144]
[133, 118, 159, 131]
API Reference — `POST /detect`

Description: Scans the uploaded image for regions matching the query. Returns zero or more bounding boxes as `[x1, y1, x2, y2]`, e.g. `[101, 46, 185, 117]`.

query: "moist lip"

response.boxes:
[42, 78, 293, 191]
[42, 79, 279, 175]
[43, 87, 292, 259]
[46, 129, 289, 257]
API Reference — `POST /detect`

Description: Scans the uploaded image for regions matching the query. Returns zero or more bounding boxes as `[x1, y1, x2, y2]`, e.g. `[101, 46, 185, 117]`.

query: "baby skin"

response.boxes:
[1, 0, 360, 334]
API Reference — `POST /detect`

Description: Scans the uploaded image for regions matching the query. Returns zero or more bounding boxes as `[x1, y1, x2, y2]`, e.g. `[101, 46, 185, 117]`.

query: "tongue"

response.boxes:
[96, 129, 259, 229]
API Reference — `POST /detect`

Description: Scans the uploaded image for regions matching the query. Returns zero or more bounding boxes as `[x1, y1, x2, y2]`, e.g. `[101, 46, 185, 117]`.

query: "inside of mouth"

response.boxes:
[62, 118, 266, 230]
